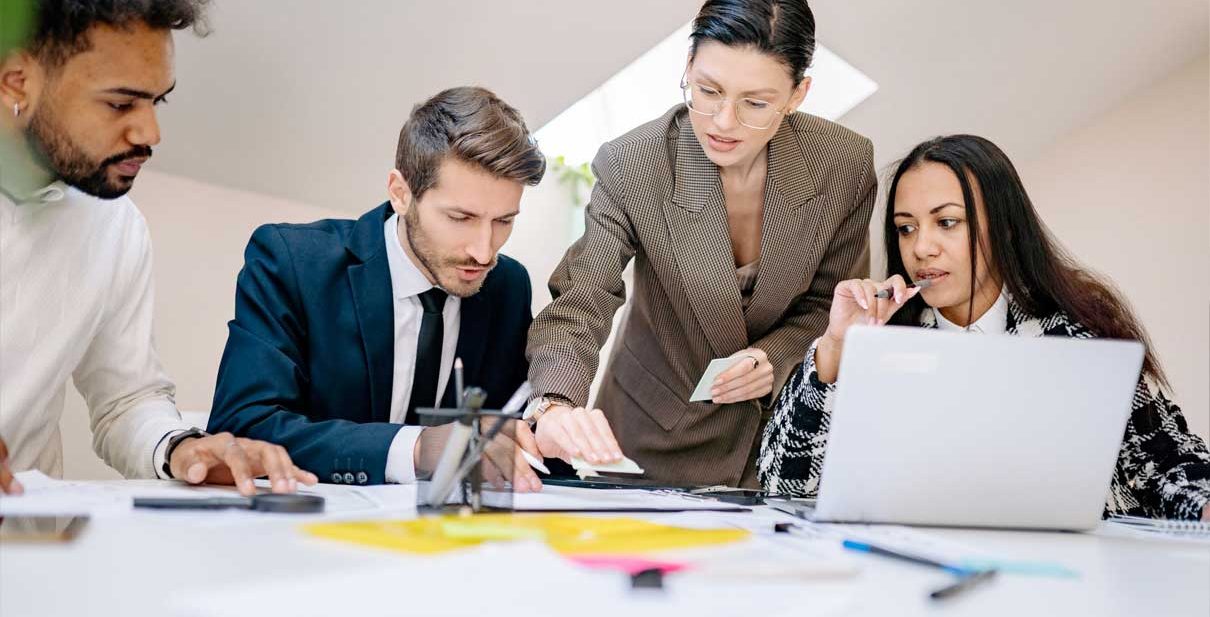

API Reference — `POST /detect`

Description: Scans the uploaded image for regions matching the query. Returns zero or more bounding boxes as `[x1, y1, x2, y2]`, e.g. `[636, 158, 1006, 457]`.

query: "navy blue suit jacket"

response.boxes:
[208, 203, 532, 484]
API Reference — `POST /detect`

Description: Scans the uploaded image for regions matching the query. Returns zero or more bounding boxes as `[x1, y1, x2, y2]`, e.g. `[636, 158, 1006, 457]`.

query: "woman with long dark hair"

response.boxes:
[758, 134, 1210, 520]
[526, 0, 874, 487]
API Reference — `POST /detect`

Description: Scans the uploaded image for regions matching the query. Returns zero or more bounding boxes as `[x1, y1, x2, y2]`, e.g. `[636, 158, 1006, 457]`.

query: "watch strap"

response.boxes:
[523, 395, 574, 425]
[162, 427, 209, 479]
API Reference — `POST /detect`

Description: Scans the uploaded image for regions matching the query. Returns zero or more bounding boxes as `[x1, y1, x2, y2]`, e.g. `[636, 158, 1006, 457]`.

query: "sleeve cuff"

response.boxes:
[384, 426, 426, 484]
[128, 401, 194, 479]
[152, 429, 188, 480]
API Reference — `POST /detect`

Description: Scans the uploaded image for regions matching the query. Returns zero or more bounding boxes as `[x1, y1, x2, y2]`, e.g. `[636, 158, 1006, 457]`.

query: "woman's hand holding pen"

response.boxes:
[816, 275, 922, 383]
[534, 405, 623, 466]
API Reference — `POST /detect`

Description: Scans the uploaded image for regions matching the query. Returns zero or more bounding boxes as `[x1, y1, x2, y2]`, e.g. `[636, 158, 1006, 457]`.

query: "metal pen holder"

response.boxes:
[416, 387, 521, 514]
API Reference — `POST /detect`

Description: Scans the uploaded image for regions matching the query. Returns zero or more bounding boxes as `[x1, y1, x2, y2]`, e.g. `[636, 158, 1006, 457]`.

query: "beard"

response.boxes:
[24, 103, 150, 199]
[403, 206, 495, 298]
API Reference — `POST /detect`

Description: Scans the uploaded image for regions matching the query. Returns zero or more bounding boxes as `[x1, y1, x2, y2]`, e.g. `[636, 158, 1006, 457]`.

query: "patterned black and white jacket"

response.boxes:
[757, 296, 1210, 520]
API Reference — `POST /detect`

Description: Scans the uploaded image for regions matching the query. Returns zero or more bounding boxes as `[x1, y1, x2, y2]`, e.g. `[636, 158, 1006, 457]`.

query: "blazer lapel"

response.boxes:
[745, 119, 821, 338]
[346, 204, 396, 423]
[665, 118, 748, 357]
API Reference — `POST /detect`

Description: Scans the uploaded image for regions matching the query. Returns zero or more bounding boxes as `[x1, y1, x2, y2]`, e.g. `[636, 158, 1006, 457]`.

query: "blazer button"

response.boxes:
[343, 472, 356, 484]
[356, 471, 368, 485]
[330, 472, 343, 484]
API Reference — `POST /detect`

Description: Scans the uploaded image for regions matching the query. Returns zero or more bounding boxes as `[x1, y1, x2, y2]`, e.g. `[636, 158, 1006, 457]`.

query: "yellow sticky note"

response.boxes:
[304, 514, 747, 556]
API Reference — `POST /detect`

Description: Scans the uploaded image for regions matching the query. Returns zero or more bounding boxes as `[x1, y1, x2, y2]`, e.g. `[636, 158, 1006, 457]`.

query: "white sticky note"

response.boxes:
[689, 357, 746, 402]
[570, 456, 645, 476]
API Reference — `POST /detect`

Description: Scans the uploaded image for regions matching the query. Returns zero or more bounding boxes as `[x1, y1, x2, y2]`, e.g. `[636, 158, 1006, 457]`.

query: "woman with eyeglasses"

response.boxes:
[525, 0, 874, 487]
[758, 134, 1210, 520]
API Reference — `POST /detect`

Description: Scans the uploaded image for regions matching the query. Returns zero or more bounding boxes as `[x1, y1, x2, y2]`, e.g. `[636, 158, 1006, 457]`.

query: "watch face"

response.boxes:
[522, 397, 544, 420]
[536, 399, 558, 418]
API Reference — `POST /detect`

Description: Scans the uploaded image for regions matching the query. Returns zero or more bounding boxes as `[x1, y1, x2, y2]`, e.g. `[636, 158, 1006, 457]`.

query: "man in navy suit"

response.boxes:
[209, 87, 546, 489]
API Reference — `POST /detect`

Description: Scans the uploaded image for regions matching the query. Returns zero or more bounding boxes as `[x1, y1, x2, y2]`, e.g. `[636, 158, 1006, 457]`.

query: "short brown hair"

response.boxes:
[395, 86, 545, 201]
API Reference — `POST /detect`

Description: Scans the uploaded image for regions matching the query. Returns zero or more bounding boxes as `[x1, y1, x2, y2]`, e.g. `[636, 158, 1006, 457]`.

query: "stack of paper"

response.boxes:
[513, 484, 745, 512]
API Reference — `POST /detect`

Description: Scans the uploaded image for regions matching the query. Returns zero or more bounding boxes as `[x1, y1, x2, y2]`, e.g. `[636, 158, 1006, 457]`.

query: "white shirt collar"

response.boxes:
[31, 181, 68, 203]
[384, 213, 442, 299]
[933, 288, 1009, 334]
[2, 180, 68, 206]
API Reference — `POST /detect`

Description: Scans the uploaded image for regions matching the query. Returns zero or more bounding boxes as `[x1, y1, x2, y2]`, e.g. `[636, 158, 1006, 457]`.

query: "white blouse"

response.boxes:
[932, 290, 1009, 334]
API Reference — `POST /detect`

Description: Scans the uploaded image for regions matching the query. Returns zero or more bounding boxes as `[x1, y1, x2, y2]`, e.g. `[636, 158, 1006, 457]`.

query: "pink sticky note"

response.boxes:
[566, 555, 691, 575]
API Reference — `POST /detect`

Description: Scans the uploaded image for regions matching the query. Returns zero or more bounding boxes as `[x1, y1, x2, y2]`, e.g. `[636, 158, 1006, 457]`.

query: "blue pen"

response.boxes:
[842, 539, 970, 576]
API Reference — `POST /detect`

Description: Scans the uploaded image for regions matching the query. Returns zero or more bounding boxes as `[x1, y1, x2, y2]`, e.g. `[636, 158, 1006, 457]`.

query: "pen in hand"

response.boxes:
[874, 278, 932, 300]
[501, 382, 549, 474]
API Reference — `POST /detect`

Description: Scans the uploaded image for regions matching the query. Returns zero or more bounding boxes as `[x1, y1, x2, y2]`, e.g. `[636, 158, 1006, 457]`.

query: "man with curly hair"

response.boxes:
[0, 0, 316, 495]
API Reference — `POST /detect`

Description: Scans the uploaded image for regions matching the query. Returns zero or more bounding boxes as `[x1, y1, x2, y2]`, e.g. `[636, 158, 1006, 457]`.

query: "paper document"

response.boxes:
[690, 357, 746, 402]
[1, 470, 142, 516]
[513, 484, 729, 512]
[0, 470, 390, 519]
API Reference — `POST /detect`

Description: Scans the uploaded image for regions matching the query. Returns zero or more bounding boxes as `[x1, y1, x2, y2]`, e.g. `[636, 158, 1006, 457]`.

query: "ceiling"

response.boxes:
[811, 0, 1209, 171]
[151, 0, 1209, 212]
[154, 0, 702, 212]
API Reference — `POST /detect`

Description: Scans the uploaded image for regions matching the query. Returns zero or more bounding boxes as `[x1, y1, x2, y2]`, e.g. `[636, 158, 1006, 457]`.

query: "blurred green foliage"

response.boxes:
[550, 155, 594, 208]
[0, 0, 35, 57]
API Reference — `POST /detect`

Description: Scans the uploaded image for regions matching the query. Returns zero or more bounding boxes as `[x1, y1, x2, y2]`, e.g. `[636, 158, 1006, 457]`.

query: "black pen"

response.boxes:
[874, 278, 932, 299]
[930, 568, 998, 601]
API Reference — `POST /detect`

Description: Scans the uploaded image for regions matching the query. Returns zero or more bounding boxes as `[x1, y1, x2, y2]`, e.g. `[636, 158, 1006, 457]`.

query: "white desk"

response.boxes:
[1, 481, 1207, 617]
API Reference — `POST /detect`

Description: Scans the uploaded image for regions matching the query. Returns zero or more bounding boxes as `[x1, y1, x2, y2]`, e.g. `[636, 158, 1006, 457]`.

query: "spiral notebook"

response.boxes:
[1105, 515, 1210, 542]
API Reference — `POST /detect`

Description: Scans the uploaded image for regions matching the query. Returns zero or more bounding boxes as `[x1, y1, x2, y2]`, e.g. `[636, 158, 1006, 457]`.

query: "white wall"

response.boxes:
[1017, 54, 1209, 440]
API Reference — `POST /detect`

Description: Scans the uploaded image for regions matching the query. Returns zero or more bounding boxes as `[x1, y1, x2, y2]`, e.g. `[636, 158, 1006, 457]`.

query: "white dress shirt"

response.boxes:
[382, 213, 461, 483]
[933, 289, 1009, 334]
[0, 183, 190, 479]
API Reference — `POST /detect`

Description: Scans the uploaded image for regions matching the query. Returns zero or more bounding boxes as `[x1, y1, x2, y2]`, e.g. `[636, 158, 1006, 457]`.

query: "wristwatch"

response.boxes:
[161, 427, 208, 479]
[523, 395, 573, 426]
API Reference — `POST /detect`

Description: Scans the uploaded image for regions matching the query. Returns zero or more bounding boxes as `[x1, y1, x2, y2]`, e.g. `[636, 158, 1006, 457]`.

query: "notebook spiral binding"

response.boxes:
[1108, 515, 1210, 535]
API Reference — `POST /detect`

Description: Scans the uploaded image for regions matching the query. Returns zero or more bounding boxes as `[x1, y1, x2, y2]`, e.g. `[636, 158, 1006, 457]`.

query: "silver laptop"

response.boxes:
[806, 325, 1143, 531]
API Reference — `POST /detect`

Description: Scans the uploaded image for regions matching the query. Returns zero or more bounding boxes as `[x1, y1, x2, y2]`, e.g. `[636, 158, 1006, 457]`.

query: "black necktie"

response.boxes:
[406, 287, 448, 425]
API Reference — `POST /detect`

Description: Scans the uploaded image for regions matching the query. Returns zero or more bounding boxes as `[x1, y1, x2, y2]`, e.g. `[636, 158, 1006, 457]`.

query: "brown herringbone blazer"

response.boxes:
[527, 105, 874, 487]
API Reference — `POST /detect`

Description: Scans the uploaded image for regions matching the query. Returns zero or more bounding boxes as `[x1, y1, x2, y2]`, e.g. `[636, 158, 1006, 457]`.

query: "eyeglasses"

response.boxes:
[680, 77, 788, 130]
